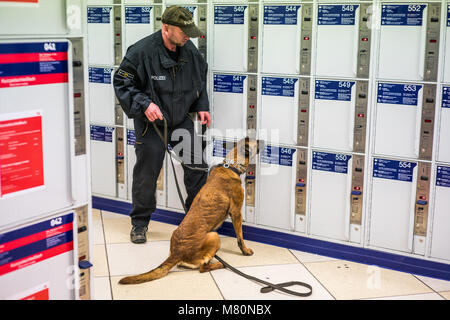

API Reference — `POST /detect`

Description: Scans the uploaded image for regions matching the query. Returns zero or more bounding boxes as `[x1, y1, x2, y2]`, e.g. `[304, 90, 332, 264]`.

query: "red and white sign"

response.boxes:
[0, 110, 44, 198]
[7, 283, 50, 300]
[0, 0, 39, 4]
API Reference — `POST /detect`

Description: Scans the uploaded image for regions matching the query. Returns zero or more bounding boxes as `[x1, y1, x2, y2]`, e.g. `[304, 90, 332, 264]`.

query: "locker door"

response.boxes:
[309, 151, 353, 242]
[213, 5, 252, 72]
[258, 145, 297, 231]
[444, 5, 450, 83]
[315, 4, 363, 78]
[87, 6, 114, 66]
[313, 80, 356, 152]
[374, 83, 423, 159]
[378, 3, 441, 82]
[124, 6, 154, 51]
[90, 125, 116, 197]
[261, 5, 302, 74]
[369, 158, 417, 253]
[166, 158, 188, 213]
[88, 67, 115, 125]
[438, 86, 450, 162]
[126, 129, 136, 202]
[431, 166, 450, 261]
[212, 74, 247, 139]
[260, 76, 299, 146]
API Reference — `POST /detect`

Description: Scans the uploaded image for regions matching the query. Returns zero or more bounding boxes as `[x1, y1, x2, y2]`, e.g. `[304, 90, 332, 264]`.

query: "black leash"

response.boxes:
[152, 118, 313, 298]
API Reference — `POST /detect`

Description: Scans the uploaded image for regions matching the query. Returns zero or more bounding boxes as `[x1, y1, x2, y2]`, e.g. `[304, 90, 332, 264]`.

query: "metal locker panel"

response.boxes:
[124, 6, 154, 51]
[378, 3, 428, 81]
[369, 158, 418, 253]
[88, 67, 115, 125]
[212, 74, 248, 139]
[260, 76, 299, 146]
[430, 165, 450, 261]
[261, 5, 302, 74]
[315, 4, 361, 78]
[309, 151, 353, 242]
[87, 6, 114, 66]
[438, 86, 450, 162]
[213, 5, 249, 72]
[258, 145, 297, 231]
[374, 83, 423, 159]
[126, 129, 136, 202]
[0, 40, 74, 228]
[313, 80, 356, 152]
[444, 5, 450, 83]
[90, 125, 116, 197]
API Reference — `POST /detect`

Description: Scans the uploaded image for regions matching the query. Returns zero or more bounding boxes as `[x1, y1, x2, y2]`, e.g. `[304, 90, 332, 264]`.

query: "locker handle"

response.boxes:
[352, 7, 361, 77]
[243, 7, 249, 72]
[344, 157, 353, 241]
[349, 86, 356, 151]
[408, 167, 418, 252]
[414, 96, 423, 158]
[418, 6, 428, 80]
[295, 9, 302, 74]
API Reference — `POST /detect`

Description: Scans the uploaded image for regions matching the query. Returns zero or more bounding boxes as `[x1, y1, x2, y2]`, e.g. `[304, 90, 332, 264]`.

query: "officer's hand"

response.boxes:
[198, 111, 211, 127]
[145, 102, 163, 122]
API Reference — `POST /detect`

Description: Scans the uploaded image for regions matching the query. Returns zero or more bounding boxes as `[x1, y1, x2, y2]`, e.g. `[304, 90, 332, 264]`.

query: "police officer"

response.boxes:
[113, 6, 210, 244]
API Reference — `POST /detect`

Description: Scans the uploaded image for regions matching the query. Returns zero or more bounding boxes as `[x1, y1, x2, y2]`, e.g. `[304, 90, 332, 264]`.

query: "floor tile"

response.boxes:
[414, 275, 450, 292]
[211, 263, 334, 300]
[92, 277, 112, 300]
[439, 291, 450, 300]
[304, 260, 433, 300]
[213, 237, 299, 268]
[101, 210, 129, 219]
[103, 218, 177, 244]
[110, 271, 223, 300]
[92, 245, 109, 277]
[289, 249, 338, 263]
[365, 292, 444, 300]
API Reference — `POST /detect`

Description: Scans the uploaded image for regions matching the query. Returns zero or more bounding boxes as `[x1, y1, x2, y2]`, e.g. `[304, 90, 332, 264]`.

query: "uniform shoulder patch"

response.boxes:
[117, 68, 135, 80]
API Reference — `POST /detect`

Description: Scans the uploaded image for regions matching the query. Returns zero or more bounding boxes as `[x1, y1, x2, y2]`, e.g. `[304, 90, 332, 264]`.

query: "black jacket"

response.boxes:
[113, 30, 209, 136]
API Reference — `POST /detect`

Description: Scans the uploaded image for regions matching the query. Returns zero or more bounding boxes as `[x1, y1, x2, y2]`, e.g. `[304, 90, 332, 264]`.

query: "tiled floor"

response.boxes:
[91, 209, 450, 300]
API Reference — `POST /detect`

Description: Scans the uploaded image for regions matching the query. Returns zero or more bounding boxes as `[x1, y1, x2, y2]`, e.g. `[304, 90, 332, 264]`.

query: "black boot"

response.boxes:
[130, 226, 148, 244]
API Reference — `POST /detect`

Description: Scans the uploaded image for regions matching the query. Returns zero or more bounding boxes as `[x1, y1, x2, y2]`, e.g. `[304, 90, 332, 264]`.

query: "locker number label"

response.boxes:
[373, 158, 417, 182]
[318, 5, 359, 25]
[264, 5, 301, 25]
[381, 5, 426, 26]
[312, 151, 351, 174]
[436, 166, 450, 188]
[377, 83, 422, 106]
[315, 80, 355, 102]
[214, 6, 247, 24]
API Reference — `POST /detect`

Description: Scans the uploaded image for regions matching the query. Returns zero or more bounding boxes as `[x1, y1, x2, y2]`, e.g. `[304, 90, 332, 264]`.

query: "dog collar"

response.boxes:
[215, 163, 245, 176]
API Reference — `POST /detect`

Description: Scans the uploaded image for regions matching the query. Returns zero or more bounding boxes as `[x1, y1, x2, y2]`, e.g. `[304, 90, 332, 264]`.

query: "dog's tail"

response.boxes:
[118, 255, 179, 285]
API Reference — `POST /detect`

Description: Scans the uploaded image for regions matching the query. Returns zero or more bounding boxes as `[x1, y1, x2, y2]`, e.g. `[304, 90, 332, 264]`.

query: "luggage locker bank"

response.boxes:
[1, 0, 450, 300]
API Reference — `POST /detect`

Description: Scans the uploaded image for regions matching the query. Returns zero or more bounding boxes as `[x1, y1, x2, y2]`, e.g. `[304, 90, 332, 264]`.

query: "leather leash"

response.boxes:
[151, 118, 313, 298]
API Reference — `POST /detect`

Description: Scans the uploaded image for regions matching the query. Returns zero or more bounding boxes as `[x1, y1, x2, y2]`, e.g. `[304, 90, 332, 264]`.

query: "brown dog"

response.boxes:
[119, 137, 262, 285]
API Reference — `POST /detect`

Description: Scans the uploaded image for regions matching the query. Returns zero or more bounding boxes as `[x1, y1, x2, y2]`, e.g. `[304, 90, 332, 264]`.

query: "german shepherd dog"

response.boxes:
[119, 137, 262, 284]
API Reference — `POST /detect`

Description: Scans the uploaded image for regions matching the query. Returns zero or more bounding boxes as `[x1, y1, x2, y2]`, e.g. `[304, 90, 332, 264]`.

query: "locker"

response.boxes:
[90, 125, 116, 197]
[123, 6, 155, 51]
[0, 40, 75, 227]
[437, 86, 450, 162]
[212, 74, 249, 139]
[313, 79, 357, 152]
[315, 3, 372, 78]
[369, 158, 431, 254]
[430, 165, 450, 261]
[309, 151, 362, 243]
[88, 67, 115, 125]
[378, 3, 441, 82]
[261, 4, 313, 75]
[260, 76, 299, 146]
[444, 5, 450, 83]
[374, 82, 436, 160]
[212, 4, 258, 72]
[257, 145, 297, 231]
[87, 6, 114, 66]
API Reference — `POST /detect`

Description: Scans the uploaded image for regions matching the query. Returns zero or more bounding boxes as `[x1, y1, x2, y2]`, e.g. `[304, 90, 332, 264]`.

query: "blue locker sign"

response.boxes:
[315, 80, 355, 102]
[261, 146, 296, 167]
[447, 5, 450, 27]
[318, 5, 359, 25]
[90, 125, 114, 142]
[125, 7, 152, 24]
[262, 77, 297, 97]
[87, 7, 112, 24]
[184, 6, 197, 16]
[127, 129, 136, 146]
[263, 5, 301, 25]
[377, 83, 422, 106]
[213, 74, 246, 94]
[442, 87, 450, 109]
[373, 158, 417, 182]
[381, 4, 426, 26]
[436, 166, 450, 188]
[312, 151, 351, 174]
[212, 139, 235, 158]
[214, 6, 247, 25]
[89, 67, 113, 84]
